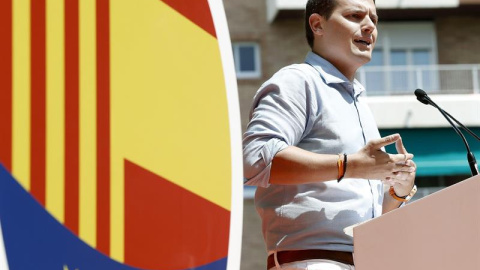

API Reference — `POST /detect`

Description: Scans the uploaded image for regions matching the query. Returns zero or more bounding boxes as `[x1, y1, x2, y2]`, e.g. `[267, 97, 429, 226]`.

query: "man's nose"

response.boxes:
[362, 18, 375, 33]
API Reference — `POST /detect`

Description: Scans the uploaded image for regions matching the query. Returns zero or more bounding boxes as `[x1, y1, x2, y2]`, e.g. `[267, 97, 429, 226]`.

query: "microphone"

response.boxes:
[415, 89, 480, 142]
[414, 89, 479, 176]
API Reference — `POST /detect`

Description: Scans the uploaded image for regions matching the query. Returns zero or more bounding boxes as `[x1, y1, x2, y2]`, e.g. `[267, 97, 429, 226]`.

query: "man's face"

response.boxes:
[315, 0, 378, 76]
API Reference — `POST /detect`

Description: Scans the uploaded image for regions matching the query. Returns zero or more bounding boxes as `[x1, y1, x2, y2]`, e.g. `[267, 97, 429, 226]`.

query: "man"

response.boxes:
[242, 0, 417, 269]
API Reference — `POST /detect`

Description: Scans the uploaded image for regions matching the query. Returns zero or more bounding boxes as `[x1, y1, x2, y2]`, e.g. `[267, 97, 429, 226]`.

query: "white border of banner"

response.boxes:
[0, 220, 10, 270]
[207, 1, 244, 269]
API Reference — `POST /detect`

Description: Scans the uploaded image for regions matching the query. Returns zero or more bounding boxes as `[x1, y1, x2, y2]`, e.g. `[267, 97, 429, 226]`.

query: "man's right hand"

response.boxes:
[346, 134, 415, 181]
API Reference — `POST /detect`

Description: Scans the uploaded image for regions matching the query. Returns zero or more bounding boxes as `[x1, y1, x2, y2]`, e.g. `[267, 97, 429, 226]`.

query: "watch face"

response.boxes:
[410, 185, 418, 197]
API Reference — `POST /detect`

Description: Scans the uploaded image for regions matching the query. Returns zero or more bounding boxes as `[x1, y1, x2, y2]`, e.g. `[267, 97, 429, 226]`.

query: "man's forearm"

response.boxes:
[269, 146, 340, 185]
[268, 135, 415, 186]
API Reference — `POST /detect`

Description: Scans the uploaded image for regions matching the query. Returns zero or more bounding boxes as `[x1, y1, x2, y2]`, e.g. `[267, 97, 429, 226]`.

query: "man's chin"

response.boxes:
[355, 53, 372, 65]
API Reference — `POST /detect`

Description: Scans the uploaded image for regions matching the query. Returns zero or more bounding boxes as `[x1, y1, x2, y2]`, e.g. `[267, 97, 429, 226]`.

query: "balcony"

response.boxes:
[357, 64, 480, 96]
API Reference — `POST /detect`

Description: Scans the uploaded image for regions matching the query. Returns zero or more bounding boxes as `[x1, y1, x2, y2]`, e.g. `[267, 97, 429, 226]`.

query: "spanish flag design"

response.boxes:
[0, 0, 242, 269]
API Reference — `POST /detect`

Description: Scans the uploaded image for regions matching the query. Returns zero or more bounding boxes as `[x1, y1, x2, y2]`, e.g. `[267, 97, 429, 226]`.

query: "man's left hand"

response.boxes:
[383, 136, 416, 197]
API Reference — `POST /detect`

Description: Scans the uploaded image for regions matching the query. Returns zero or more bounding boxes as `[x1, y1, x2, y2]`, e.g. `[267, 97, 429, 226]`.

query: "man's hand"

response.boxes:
[347, 134, 416, 183]
[387, 136, 417, 197]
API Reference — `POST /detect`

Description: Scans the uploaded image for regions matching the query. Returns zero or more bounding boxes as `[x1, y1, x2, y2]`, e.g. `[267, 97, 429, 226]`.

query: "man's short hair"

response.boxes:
[305, 0, 375, 49]
[305, 0, 337, 49]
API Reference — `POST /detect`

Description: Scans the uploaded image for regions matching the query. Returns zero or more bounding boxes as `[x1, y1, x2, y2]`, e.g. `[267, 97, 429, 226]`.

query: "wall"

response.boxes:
[436, 16, 480, 64]
[240, 199, 266, 270]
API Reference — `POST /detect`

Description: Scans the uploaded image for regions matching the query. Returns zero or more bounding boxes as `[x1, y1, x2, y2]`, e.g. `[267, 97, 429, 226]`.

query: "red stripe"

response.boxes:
[0, 0, 12, 171]
[96, 0, 110, 255]
[160, 0, 216, 38]
[30, 0, 46, 205]
[64, 0, 79, 235]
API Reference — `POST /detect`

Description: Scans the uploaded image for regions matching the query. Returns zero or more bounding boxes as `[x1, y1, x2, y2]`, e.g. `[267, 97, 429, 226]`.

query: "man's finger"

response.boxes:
[368, 134, 400, 150]
[395, 136, 408, 154]
[393, 154, 415, 165]
[404, 159, 417, 168]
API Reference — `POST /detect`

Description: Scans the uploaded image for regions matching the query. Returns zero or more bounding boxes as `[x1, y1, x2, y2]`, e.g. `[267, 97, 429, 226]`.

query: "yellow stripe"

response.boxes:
[45, 0, 65, 223]
[12, 0, 31, 191]
[79, 0, 97, 248]
[110, 141, 124, 262]
[110, 0, 124, 260]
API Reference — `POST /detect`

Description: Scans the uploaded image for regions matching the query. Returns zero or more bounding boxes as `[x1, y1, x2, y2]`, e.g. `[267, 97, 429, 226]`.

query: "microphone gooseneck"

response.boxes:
[414, 89, 479, 176]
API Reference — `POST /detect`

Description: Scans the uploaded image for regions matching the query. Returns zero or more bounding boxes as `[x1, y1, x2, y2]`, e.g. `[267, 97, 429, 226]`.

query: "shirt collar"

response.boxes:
[304, 51, 365, 98]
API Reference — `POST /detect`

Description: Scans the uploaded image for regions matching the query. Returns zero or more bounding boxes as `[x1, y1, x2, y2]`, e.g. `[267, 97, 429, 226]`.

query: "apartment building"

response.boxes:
[224, 0, 480, 269]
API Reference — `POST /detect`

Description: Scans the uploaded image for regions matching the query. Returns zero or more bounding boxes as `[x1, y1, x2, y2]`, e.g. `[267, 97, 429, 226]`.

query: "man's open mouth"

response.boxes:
[354, 39, 371, 46]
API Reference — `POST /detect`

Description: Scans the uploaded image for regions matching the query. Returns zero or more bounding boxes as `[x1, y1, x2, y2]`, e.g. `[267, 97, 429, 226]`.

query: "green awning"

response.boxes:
[380, 128, 480, 177]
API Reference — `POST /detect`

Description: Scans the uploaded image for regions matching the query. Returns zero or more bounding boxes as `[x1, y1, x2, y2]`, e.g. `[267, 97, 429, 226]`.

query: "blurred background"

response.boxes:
[222, 0, 480, 268]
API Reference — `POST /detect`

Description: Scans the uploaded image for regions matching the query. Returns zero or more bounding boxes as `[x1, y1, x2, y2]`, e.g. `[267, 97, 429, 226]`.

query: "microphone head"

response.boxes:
[414, 89, 427, 98]
[414, 89, 430, 105]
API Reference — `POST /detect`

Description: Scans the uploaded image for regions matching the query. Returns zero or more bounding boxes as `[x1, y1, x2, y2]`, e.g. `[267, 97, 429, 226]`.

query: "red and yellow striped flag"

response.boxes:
[0, 0, 242, 269]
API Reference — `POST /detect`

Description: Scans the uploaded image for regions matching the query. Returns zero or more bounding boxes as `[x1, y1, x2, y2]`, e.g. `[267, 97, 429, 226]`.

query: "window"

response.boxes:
[232, 42, 261, 79]
[358, 22, 438, 95]
[391, 49, 409, 92]
[364, 49, 385, 93]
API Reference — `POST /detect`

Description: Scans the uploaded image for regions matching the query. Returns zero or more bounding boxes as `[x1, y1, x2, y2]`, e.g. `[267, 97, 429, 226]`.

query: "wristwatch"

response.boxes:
[389, 185, 417, 202]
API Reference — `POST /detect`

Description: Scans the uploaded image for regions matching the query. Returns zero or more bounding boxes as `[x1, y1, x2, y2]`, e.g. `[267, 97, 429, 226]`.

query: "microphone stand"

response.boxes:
[435, 105, 478, 176]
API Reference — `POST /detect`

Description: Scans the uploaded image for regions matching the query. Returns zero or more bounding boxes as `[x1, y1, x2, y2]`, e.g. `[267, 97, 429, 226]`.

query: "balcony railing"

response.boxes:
[356, 64, 480, 96]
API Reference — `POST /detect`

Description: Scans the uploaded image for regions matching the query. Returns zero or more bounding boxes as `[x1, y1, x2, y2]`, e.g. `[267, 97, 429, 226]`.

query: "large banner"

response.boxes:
[0, 0, 243, 269]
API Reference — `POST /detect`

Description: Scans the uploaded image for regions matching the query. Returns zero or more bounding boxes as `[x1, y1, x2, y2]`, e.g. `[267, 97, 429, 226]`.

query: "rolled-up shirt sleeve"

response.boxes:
[243, 67, 314, 187]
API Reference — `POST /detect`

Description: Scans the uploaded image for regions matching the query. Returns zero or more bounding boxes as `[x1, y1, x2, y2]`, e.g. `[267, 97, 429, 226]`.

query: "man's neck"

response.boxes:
[311, 49, 357, 82]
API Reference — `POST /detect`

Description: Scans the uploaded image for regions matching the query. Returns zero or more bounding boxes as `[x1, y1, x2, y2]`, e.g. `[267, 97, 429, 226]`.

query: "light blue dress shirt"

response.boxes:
[243, 52, 384, 253]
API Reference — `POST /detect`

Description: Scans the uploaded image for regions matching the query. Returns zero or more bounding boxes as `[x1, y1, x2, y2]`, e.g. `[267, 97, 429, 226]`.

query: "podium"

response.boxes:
[353, 175, 480, 270]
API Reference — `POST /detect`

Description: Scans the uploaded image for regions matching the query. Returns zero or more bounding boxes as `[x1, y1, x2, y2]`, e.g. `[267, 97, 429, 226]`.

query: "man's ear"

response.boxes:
[309, 13, 326, 36]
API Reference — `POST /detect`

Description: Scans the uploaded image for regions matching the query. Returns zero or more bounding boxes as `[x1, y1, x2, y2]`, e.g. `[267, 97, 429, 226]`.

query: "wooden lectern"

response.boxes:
[353, 175, 480, 270]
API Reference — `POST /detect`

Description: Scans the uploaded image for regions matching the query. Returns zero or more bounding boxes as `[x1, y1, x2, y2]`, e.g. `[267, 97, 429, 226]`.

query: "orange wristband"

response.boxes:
[389, 185, 417, 202]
